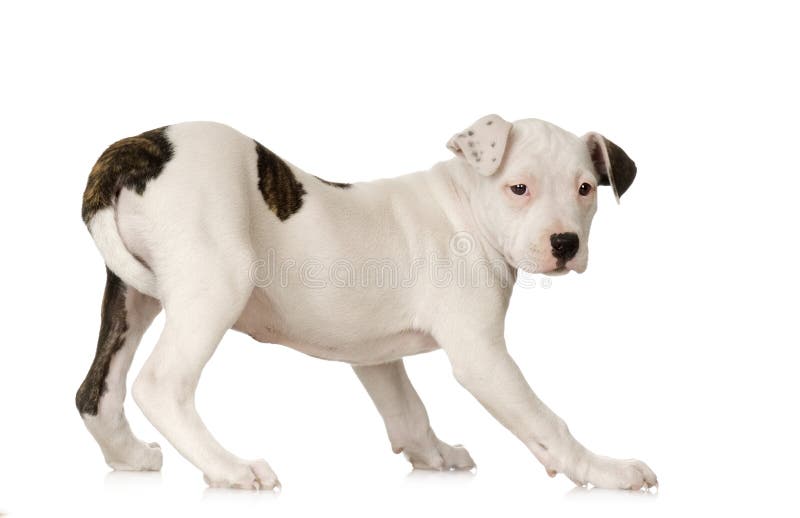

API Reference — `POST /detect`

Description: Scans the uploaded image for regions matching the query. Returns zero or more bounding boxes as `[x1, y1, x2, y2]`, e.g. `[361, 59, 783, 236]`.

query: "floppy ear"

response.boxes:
[582, 132, 637, 202]
[447, 114, 512, 176]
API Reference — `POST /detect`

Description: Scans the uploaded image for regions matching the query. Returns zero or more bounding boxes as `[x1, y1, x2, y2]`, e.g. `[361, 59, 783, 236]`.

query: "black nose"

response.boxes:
[550, 233, 579, 261]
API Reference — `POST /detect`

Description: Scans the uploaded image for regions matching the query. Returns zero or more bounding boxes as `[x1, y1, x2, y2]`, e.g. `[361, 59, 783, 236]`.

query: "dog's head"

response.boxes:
[447, 115, 636, 275]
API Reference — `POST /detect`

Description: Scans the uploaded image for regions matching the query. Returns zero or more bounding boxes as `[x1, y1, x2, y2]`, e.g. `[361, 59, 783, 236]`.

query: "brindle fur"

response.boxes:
[314, 175, 352, 189]
[81, 127, 174, 223]
[254, 141, 307, 220]
[75, 268, 128, 416]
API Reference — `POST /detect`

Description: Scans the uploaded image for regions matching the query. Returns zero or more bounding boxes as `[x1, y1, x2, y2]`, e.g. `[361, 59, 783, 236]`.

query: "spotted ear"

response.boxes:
[446, 114, 512, 176]
[583, 132, 637, 202]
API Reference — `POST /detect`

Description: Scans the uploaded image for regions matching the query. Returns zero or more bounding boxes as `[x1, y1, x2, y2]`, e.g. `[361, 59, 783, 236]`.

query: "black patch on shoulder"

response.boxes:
[82, 127, 174, 223]
[255, 141, 307, 220]
[314, 175, 352, 189]
[75, 268, 128, 416]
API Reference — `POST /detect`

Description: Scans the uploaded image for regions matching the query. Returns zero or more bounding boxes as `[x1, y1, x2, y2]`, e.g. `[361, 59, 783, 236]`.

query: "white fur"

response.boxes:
[82, 288, 162, 470]
[85, 116, 656, 490]
[88, 207, 158, 298]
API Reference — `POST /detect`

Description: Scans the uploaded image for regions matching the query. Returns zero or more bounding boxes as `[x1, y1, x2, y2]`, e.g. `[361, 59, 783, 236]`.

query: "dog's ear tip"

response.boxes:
[447, 114, 512, 176]
[585, 131, 636, 200]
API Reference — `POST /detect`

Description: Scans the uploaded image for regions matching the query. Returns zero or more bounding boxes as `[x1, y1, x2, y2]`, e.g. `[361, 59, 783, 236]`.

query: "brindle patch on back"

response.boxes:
[255, 141, 307, 220]
[81, 127, 174, 223]
[314, 175, 352, 189]
[75, 268, 128, 416]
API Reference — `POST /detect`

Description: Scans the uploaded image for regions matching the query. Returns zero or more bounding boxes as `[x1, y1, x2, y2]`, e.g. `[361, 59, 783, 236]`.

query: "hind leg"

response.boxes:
[132, 249, 279, 490]
[76, 268, 162, 471]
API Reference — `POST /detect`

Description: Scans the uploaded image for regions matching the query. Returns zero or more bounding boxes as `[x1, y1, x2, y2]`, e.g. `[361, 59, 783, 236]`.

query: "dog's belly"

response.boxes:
[232, 288, 440, 365]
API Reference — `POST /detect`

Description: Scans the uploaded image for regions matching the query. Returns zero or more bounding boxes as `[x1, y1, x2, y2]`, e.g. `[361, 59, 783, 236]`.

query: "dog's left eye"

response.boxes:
[510, 184, 527, 196]
[578, 183, 593, 196]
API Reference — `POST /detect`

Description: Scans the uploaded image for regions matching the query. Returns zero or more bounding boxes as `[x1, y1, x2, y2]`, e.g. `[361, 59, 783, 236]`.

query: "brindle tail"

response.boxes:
[81, 128, 172, 299]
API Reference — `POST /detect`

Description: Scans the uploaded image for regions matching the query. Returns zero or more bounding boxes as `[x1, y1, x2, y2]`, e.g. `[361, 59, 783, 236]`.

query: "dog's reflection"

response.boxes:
[104, 470, 163, 490]
[565, 484, 658, 501]
[404, 467, 477, 486]
[202, 487, 281, 502]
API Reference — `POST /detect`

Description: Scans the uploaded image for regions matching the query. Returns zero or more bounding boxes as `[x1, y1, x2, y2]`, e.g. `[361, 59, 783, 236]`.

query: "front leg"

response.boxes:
[439, 333, 657, 490]
[353, 360, 475, 470]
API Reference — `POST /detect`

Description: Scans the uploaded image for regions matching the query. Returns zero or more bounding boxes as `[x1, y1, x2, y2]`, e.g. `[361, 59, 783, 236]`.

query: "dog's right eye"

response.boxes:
[510, 184, 527, 196]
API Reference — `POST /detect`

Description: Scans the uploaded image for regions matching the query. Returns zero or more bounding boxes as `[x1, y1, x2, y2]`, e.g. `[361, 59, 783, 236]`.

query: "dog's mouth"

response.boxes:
[515, 255, 582, 276]
[544, 266, 569, 276]
[515, 259, 571, 276]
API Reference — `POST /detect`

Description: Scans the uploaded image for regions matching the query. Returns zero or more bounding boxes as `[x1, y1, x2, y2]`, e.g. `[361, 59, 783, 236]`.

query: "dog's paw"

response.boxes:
[400, 439, 476, 471]
[203, 459, 281, 491]
[566, 454, 657, 490]
[106, 440, 163, 472]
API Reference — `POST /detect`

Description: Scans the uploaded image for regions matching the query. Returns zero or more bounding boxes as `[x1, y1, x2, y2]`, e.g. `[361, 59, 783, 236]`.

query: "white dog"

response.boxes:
[77, 114, 656, 491]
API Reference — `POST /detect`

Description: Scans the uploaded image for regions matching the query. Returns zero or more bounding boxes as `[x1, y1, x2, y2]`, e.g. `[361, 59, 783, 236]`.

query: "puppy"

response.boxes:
[77, 115, 655, 490]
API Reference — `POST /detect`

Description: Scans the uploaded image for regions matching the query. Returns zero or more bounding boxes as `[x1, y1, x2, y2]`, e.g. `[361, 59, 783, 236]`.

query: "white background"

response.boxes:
[1, 1, 798, 517]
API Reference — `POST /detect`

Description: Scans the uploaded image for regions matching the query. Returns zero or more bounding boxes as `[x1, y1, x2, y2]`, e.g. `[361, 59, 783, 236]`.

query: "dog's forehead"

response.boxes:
[507, 119, 590, 174]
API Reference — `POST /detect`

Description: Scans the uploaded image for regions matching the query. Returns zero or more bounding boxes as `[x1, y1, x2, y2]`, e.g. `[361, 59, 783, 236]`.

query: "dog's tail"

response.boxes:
[81, 127, 172, 299]
[85, 207, 158, 298]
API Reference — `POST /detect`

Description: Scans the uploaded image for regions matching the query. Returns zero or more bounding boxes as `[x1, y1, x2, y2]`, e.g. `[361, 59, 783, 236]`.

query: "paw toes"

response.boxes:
[204, 459, 280, 491]
[408, 451, 445, 470]
[106, 439, 163, 471]
[616, 461, 657, 490]
[630, 459, 658, 488]
[626, 476, 644, 491]
[446, 445, 476, 470]
[576, 455, 657, 490]
[250, 459, 281, 490]
[405, 441, 475, 471]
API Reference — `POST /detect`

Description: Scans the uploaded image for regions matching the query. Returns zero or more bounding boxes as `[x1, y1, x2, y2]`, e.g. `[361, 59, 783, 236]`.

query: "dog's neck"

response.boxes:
[430, 158, 516, 270]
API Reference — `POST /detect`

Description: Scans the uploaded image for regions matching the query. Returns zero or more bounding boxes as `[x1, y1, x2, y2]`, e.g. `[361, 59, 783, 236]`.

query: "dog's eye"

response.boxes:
[510, 184, 527, 196]
[578, 183, 593, 196]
